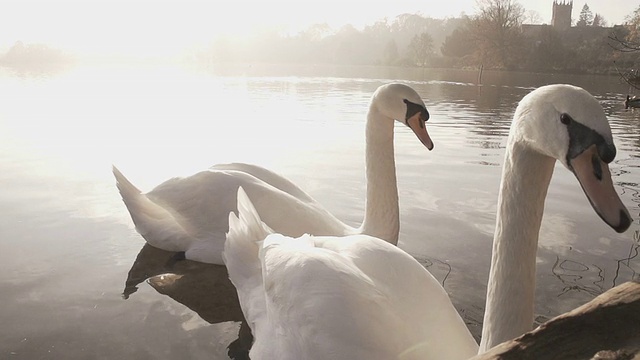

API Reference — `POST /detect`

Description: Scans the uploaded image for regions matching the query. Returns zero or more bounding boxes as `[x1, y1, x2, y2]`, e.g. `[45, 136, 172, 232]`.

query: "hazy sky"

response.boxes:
[1, 0, 636, 56]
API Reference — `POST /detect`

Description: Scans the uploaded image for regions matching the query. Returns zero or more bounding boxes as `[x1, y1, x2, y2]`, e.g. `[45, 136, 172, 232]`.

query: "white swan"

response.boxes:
[225, 187, 479, 360]
[223, 84, 632, 360]
[114, 83, 433, 264]
[478, 84, 631, 351]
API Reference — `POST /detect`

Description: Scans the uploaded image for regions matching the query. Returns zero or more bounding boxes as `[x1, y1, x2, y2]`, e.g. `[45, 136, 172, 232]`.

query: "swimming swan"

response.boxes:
[478, 84, 631, 350]
[223, 84, 632, 360]
[114, 83, 433, 264]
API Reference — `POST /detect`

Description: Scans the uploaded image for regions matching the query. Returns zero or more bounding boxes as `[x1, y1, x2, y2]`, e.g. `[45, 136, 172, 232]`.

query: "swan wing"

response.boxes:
[113, 165, 195, 252]
[224, 187, 273, 333]
[257, 234, 402, 360]
[225, 188, 397, 359]
[258, 234, 478, 360]
[211, 163, 316, 203]
[115, 165, 349, 264]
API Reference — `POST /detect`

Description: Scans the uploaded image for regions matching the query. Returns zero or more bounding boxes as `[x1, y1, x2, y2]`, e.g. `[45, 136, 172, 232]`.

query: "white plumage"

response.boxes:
[114, 83, 433, 264]
[224, 187, 478, 360]
[224, 84, 631, 359]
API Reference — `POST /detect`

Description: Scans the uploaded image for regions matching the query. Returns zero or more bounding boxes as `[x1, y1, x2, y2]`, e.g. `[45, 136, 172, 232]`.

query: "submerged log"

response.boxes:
[472, 281, 640, 360]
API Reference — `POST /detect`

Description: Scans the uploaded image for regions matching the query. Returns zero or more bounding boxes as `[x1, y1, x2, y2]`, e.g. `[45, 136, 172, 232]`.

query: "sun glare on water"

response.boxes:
[0, 61, 350, 195]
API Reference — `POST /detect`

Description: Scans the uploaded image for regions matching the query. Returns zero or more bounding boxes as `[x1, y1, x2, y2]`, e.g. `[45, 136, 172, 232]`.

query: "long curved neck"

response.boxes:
[479, 141, 555, 352]
[358, 106, 399, 245]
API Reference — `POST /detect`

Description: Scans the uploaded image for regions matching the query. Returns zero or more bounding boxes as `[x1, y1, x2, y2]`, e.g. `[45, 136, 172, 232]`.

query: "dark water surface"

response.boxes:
[1, 63, 638, 359]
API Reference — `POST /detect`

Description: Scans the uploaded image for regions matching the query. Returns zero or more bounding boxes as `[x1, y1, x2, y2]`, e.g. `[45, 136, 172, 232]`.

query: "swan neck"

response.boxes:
[479, 142, 555, 352]
[359, 107, 399, 245]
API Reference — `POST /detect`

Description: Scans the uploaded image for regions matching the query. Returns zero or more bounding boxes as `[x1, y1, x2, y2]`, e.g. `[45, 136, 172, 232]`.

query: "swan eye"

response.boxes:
[560, 113, 572, 125]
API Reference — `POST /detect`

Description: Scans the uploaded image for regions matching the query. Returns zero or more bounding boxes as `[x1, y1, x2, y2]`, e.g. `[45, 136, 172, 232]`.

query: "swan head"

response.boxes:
[513, 84, 631, 233]
[372, 83, 433, 150]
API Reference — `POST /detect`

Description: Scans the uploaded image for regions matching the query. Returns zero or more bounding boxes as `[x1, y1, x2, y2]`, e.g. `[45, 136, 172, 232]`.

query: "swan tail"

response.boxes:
[112, 165, 193, 252]
[224, 186, 272, 283]
[224, 187, 274, 329]
[112, 165, 142, 198]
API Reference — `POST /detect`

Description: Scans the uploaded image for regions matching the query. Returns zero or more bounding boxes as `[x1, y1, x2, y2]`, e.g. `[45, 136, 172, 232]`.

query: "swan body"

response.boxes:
[223, 84, 632, 358]
[114, 83, 433, 264]
[224, 187, 479, 360]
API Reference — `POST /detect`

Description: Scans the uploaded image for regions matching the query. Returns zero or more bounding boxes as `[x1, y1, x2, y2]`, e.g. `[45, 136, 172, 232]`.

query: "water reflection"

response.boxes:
[2, 64, 640, 358]
[613, 230, 640, 285]
[123, 244, 252, 360]
[551, 257, 606, 297]
[550, 232, 640, 299]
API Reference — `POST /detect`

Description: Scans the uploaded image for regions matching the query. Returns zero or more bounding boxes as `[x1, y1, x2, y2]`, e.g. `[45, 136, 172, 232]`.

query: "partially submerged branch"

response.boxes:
[472, 281, 640, 360]
[613, 62, 640, 91]
[609, 32, 640, 53]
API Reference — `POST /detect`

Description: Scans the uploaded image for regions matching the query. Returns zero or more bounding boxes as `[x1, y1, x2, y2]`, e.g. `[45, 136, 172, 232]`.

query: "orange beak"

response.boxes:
[569, 144, 632, 233]
[407, 112, 434, 151]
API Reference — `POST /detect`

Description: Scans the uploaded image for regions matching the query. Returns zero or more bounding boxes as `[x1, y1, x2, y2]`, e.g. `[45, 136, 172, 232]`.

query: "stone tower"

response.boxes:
[552, 1, 572, 30]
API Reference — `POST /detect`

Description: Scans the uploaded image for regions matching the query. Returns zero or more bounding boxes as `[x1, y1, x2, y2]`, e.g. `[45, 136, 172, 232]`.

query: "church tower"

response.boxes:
[551, 1, 573, 30]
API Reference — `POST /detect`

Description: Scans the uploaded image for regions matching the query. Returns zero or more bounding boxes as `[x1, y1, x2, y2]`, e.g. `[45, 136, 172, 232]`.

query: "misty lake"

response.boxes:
[1, 62, 639, 359]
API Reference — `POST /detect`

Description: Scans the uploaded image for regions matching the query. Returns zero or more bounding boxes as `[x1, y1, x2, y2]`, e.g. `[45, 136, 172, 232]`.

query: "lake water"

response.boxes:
[1, 63, 638, 359]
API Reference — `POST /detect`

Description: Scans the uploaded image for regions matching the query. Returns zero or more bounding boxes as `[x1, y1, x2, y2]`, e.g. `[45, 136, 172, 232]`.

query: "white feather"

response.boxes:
[224, 84, 630, 359]
[114, 83, 431, 264]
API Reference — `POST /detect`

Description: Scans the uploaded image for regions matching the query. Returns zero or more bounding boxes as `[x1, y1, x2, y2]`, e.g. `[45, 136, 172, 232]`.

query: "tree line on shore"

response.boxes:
[193, 1, 640, 75]
[3, 1, 640, 76]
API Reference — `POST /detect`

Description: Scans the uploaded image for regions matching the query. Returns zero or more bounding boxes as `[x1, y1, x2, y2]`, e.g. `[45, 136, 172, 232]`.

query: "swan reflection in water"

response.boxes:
[122, 244, 252, 360]
[120, 241, 639, 358]
[551, 231, 640, 298]
[122, 243, 482, 355]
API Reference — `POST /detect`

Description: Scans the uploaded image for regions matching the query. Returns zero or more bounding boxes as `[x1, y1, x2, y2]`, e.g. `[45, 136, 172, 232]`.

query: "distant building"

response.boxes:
[522, 0, 616, 40]
[551, 1, 572, 30]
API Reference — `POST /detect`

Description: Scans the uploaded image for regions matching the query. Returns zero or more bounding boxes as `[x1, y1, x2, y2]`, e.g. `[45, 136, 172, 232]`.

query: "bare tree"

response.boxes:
[441, 25, 476, 58]
[525, 10, 543, 24]
[407, 32, 434, 67]
[469, 0, 526, 69]
[592, 13, 606, 27]
[382, 39, 399, 65]
[609, 5, 640, 89]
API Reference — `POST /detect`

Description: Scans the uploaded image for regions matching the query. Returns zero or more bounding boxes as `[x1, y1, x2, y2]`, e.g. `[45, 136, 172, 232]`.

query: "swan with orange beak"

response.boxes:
[404, 98, 433, 150]
[480, 84, 632, 351]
